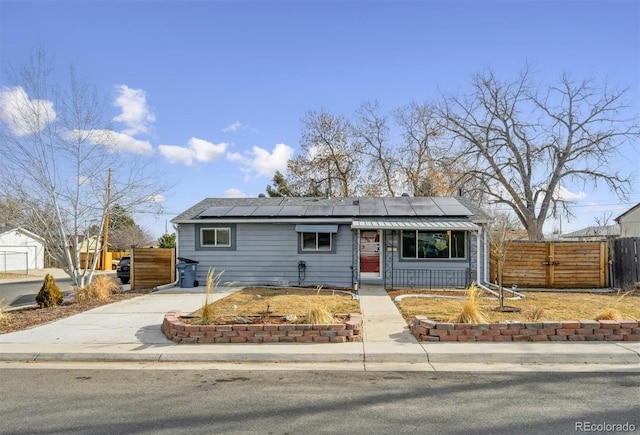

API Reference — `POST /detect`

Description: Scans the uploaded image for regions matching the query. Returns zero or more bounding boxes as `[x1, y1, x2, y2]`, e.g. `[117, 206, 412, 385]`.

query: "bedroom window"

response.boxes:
[401, 230, 466, 259]
[301, 232, 332, 251]
[200, 227, 231, 248]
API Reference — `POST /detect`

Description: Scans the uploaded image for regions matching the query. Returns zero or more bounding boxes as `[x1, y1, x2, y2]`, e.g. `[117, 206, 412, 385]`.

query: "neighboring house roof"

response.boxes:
[0, 225, 46, 243]
[172, 196, 490, 224]
[562, 225, 620, 239]
[615, 202, 640, 223]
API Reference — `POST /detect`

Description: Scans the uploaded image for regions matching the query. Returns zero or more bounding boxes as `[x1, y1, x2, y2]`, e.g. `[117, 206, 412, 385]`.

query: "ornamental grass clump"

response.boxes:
[35, 274, 63, 308]
[450, 282, 488, 324]
[308, 286, 334, 325]
[594, 290, 631, 321]
[198, 268, 224, 325]
[75, 275, 120, 303]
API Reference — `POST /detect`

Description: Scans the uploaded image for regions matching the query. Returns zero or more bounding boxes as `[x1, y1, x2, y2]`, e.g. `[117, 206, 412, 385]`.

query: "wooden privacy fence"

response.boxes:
[613, 238, 639, 289]
[131, 248, 176, 290]
[490, 241, 608, 288]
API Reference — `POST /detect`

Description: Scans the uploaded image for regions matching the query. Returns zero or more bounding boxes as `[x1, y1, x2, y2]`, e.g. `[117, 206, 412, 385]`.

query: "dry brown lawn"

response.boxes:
[389, 288, 640, 324]
[187, 287, 360, 324]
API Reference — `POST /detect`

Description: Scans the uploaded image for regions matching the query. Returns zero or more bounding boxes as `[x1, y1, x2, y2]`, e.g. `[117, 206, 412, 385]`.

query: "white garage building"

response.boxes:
[0, 226, 45, 272]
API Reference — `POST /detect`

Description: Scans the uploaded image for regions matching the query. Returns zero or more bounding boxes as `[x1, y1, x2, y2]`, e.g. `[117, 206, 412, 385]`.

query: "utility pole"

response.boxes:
[101, 168, 112, 270]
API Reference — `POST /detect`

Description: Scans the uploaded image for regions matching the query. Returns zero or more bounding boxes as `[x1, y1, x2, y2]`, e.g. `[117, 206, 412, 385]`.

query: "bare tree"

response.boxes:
[288, 110, 362, 196]
[438, 68, 637, 240]
[488, 212, 521, 309]
[109, 224, 154, 251]
[351, 101, 398, 196]
[0, 51, 164, 287]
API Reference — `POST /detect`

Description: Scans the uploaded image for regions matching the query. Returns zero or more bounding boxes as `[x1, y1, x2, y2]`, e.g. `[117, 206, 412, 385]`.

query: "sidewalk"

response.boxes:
[0, 279, 639, 368]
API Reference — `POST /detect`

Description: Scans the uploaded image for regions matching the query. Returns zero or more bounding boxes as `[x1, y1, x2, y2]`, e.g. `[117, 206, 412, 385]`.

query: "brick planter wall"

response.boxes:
[411, 316, 640, 342]
[162, 310, 363, 344]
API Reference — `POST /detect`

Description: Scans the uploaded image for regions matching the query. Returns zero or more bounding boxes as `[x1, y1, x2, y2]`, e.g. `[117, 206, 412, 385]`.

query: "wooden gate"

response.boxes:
[131, 248, 176, 290]
[490, 241, 608, 288]
[613, 238, 640, 289]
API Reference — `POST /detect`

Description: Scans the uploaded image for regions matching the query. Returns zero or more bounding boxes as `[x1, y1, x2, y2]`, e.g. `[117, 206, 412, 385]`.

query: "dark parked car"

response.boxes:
[116, 256, 130, 284]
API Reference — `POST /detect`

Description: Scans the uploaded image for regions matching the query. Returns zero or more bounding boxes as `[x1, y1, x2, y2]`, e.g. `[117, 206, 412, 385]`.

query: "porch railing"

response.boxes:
[390, 268, 473, 289]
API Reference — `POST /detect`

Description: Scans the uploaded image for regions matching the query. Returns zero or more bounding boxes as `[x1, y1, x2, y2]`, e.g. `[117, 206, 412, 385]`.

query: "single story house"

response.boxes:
[615, 203, 640, 238]
[171, 196, 491, 289]
[0, 226, 45, 272]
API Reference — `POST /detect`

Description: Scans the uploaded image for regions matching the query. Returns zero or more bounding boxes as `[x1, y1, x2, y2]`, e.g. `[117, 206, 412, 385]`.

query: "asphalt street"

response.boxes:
[0, 368, 638, 434]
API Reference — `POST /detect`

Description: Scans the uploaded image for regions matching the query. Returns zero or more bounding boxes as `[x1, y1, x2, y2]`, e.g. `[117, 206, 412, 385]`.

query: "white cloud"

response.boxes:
[226, 143, 293, 178]
[223, 188, 249, 198]
[222, 121, 246, 132]
[70, 129, 153, 155]
[0, 86, 56, 136]
[158, 137, 229, 166]
[158, 144, 193, 165]
[553, 185, 587, 203]
[112, 85, 155, 135]
[145, 194, 166, 203]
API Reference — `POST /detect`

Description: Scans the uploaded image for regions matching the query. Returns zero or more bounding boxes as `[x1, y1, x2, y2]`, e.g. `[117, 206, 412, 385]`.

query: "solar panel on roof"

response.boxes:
[431, 198, 471, 216]
[305, 205, 334, 216]
[359, 203, 388, 216]
[407, 197, 437, 205]
[252, 206, 283, 216]
[410, 204, 444, 216]
[276, 206, 308, 216]
[228, 206, 258, 216]
[198, 206, 234, 217]
[331, 205, 360, 216]
[382, 198, 415, 216]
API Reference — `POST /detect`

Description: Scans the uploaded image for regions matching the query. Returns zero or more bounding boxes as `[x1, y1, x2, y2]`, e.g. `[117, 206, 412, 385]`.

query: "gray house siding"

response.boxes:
[177, 222, 354, 287]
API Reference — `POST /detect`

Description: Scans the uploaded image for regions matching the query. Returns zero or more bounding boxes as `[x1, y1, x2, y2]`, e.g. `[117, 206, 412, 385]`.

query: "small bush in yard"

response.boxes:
[75, 275, 120, 303]
[35, 274, 63, 308]
[0, 303, 9, 326]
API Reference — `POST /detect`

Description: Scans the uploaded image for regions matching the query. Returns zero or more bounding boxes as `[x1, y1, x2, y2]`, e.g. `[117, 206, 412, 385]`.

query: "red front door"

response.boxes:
[360, 230, 381, 275]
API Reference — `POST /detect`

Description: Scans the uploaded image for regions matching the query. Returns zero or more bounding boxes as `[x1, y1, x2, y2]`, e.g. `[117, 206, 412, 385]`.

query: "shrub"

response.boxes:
[0, 302, 9, 326]
[450, 283, 487, 324]
[35, 274, 64, 308]
[75, 275, 120, 303]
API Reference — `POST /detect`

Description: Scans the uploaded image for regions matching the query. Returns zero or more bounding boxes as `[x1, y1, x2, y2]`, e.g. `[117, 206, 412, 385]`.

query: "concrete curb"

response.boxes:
[1, 342, 639, 365]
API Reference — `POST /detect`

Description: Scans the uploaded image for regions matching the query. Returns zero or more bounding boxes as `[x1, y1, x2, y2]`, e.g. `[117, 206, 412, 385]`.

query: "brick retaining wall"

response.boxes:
[411, 316, 640, 342]
[162, 310, 363, 344]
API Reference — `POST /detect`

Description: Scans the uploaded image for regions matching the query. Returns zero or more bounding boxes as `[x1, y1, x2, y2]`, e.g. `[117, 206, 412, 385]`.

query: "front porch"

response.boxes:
[350, 219, 484, 290]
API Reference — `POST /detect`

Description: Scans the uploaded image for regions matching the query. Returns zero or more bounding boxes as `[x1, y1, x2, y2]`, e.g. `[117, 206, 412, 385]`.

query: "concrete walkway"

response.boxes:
[0, 274, 639, 368]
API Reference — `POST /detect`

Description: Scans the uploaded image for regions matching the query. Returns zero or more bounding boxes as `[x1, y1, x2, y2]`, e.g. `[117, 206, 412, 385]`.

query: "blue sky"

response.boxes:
[1, 0, 639, 238]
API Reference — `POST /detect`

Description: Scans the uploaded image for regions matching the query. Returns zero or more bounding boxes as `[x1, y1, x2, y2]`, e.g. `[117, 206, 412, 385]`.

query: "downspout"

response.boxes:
[154, 223, 180, 291]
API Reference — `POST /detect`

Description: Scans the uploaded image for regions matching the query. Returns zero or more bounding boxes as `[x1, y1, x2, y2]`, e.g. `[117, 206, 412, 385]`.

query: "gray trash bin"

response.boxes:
[177, 257, 199, 288]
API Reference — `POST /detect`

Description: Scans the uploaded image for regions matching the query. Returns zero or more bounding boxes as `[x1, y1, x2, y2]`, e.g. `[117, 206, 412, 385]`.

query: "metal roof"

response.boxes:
[351, 219, 480, 231]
